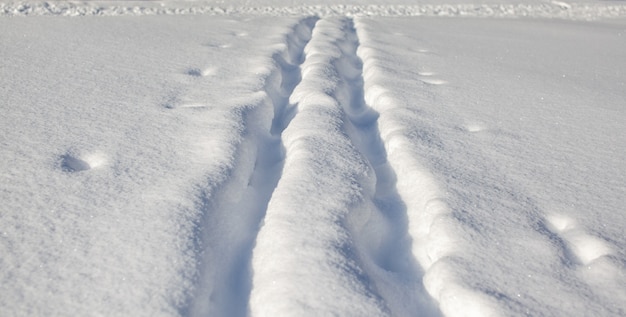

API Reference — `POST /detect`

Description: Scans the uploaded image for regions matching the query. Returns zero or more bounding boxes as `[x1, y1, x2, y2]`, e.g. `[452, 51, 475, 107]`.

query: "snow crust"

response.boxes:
[1, 3, 625, 317]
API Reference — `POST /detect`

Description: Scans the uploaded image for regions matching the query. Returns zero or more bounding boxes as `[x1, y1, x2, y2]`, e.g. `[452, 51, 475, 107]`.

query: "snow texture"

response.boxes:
[2, 1, 626, 20]
[1, 1, 625, 317]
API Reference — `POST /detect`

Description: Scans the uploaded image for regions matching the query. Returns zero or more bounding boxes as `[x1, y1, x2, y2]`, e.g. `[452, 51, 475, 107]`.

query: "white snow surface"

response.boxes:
[1, 1, 625, 317]
[3, 0, 626, 19]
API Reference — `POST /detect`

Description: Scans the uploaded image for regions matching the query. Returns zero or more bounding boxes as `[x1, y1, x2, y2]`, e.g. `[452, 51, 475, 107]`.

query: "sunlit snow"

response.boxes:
[1, 1, 625, 316]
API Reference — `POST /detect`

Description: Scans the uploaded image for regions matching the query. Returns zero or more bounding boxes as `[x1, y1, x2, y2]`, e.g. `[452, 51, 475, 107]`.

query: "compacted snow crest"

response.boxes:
[3, 1, 626, 19]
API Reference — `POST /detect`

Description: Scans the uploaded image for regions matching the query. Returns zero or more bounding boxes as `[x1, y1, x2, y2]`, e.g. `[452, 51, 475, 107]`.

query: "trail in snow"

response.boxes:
[334, 20, 441, 316]
[247, 17, 440, 316]
[3, 8, 625, 317]
[354, 19, 466, 316]
[249, 17, 388, 316]
[184, 18, 316, 317]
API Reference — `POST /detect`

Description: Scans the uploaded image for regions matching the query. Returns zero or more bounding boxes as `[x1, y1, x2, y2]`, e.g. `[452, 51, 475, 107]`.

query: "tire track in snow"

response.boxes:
[249, 17, 439, 316]
[184, 17, 316, 317]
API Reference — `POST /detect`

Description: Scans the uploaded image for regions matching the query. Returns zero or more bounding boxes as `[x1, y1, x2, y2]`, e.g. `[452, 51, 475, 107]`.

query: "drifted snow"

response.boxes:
[1, 2, 625, 317]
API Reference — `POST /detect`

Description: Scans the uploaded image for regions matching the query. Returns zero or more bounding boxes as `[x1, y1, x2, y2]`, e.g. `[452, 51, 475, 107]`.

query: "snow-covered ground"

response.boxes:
[1, 1, 625, 316]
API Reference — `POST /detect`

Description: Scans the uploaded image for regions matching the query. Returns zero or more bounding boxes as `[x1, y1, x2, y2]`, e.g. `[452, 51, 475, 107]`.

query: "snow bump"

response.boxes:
[60, 150, 107, 172]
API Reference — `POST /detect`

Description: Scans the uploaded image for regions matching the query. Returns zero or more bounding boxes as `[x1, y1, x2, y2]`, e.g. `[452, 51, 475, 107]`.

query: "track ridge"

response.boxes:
[184, 17, 316, 317]
[352, 17, 477, 316]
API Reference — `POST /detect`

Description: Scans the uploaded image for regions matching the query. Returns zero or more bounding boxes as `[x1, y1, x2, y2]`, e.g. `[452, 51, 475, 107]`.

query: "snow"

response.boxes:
[355, 16, 626, 316]
[1, 1, 625, 317]
[3, 1, 626, 19]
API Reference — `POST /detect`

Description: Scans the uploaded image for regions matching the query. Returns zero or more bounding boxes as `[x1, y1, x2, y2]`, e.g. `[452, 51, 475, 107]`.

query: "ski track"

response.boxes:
[245, 17, 447, 316]
[248, 17, 388, 316]
[335, 20, 441, 317]
[183, 17, 316, 317]
[182, 16, 449, 317]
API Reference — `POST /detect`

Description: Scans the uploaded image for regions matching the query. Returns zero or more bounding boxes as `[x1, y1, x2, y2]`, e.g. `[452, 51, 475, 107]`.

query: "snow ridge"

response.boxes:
[354, 18, 497, 317]
[2, 1, 626, 19]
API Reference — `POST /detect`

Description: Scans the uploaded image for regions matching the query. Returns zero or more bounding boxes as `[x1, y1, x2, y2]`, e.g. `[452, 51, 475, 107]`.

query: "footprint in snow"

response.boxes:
[186, 68, 204, 77]
[418, 71, 448, 85]
[464, 122, 486, 133]
[418, 71, 436, 76]
[203, 41, 231, 49]
[546, 214, 614, 266]
[186, 67, 217, 77]
[60, 151, 107, 172]
[421, 78, 448, 85]
[165, 101, 210, 110]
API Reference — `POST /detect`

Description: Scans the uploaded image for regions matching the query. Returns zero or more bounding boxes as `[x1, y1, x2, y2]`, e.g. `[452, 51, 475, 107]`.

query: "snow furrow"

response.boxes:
[334, 19, 441, 317]
[184, 17, 316, 317]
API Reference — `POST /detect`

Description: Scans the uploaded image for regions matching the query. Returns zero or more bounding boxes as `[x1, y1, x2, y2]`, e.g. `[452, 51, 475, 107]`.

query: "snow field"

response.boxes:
[1, 4, 626, 317]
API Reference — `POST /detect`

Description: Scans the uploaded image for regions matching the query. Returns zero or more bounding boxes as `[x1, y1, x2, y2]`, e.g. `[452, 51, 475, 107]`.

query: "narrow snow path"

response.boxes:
[185, 17, 317, 317]
[335, 20, 441, 317]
